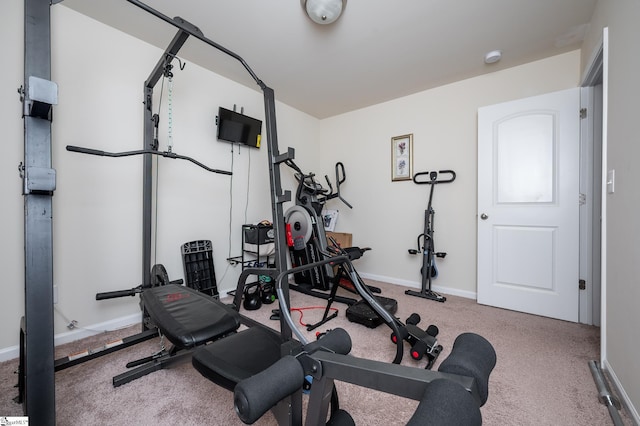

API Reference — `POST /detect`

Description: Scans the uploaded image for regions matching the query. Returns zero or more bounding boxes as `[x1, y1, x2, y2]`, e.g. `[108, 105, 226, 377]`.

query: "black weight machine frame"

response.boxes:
[406, 170, 456, 302]
[18, 1, 59, 423]
[15, 1, 258, 422]
[52, 264, 182, 376]
[18, 2, 467, 425]
[52, 2, 233, 360]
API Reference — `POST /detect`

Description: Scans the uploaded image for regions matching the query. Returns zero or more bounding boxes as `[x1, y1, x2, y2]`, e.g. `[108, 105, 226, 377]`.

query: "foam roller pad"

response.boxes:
[437, 332, 496, 406]
[234, 355, 304, 424]
[406, 379, 482, 426]
[303, 328, 352, 355]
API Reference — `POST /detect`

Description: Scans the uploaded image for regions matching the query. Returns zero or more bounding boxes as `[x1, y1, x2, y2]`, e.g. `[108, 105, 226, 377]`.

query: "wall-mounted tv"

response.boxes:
[216, 107, 262, 148]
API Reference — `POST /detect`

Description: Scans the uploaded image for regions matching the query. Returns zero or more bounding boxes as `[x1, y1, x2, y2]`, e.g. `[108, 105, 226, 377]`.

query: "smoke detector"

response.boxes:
[484, 50, 502, 64]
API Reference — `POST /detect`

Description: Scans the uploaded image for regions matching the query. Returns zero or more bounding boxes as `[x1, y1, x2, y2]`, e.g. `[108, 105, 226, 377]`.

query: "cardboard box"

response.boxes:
[326, 231, 352, 248]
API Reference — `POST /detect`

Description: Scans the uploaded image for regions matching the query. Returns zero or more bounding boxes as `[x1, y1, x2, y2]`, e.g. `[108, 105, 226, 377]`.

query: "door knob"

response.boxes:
[480, 213, 489, 220]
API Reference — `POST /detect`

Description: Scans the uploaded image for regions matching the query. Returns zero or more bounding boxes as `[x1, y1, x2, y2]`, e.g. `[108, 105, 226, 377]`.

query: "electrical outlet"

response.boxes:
[53, 285, 58, 304]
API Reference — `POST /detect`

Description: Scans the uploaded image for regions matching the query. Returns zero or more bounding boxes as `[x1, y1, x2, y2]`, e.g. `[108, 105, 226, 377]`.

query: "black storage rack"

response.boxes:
[182, 240, 218, 297]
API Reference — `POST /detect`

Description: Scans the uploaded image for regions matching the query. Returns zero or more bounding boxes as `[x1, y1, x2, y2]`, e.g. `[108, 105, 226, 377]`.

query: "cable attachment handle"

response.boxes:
[413, 170, 456, 185]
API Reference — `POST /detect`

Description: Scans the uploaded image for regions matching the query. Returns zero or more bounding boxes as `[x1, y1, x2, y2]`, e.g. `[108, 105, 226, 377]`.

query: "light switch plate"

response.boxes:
[607, 169, 615, 194]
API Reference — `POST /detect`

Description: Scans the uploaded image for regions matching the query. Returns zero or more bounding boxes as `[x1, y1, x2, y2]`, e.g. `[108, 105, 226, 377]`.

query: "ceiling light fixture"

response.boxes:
[301, 0, 347, 25]
[484, 50, 502, 64]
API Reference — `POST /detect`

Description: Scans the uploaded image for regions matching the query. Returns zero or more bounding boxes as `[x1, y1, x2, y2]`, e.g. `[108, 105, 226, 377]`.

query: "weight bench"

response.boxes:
[112, 284, 241, 387]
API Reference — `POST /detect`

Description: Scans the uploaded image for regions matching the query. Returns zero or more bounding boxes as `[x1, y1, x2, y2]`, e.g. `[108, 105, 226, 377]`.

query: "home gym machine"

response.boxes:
[20, 1, 490, 424]
[282, 158, 397, 331]
[17, 3, 247, 407]
[407, 170, 456, 302]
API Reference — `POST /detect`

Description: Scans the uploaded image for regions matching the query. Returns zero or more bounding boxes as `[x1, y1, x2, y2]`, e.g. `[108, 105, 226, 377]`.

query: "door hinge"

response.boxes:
[579, 193, 586, 205]
[580, 108, 587, 119]
[579, 279, 586, 290]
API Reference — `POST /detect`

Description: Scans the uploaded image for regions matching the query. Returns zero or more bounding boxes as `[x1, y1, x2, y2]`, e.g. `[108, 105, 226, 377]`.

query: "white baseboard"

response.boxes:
[358, 272, 477, 300]
[602, 358, 640, 425]
[0, 313, 142, 363]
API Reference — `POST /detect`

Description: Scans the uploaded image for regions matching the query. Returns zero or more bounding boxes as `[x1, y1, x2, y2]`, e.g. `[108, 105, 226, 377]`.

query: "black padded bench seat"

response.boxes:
[112, 284, 242, 387]
[142, 284, 241, 348]
[192, 326, 283, 391]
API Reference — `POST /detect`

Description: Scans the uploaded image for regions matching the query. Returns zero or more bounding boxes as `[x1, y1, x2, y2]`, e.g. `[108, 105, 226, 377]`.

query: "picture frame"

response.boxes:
[391, 134, 413, 181]
[321, 209, 339, 232]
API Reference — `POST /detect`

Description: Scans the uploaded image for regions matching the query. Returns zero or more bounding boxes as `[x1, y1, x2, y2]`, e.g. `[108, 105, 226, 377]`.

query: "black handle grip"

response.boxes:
[95, 289, 138, 300]
[413, 170, 456, 184]
[335, 161, 353, 209]
[66, 145, 106, 156]
[335, 162, 346, 186]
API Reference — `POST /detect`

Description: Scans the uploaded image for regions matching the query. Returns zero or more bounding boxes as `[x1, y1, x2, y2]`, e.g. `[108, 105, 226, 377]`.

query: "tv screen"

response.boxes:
[217, 107, 262, 148]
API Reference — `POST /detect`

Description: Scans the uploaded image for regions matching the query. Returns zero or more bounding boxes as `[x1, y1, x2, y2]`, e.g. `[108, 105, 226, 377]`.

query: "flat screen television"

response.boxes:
[216, 107, 262, 148]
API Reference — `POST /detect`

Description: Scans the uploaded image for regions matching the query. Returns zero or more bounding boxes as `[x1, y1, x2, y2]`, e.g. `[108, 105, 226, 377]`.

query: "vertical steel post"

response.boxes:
[22, 0, 56, 423]
[141, 30, 190, 289]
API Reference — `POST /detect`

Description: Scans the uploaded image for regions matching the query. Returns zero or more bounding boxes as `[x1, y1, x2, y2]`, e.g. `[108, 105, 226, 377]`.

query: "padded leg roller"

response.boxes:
[234, 355, 304, 425]
[437, 332, 496, 406]
[406, 378, 482, 426]
[304, 328, 352, 355]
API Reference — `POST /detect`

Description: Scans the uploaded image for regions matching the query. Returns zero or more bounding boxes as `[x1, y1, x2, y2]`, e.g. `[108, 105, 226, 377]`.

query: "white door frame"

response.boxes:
[579, 29, 608, 351]
[579, 56, 604, 326]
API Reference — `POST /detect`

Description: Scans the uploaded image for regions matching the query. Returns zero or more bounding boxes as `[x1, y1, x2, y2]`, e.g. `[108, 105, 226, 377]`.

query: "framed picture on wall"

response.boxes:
[391, 134, 413, 181]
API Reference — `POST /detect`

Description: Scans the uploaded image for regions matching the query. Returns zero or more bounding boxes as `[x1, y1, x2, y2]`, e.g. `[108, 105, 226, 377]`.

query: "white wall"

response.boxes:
[0, 2, 315, 352]
[1, 0, 26, 355]
[582, 0, 640, 419]
[317, 51, 581, 296]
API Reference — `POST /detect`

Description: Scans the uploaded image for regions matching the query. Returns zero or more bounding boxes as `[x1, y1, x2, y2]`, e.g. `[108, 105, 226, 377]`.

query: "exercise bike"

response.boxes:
[407, 170, 456, 302]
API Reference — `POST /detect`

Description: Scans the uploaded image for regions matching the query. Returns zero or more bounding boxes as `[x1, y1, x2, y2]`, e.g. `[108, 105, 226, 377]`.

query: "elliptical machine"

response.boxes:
[282, 159, 396, 330]
[284, 160, 351, 294]
[407, 170, 456, 302]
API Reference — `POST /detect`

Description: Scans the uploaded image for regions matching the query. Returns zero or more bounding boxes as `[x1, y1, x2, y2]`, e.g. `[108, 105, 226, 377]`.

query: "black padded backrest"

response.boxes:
[142, 284, 240, 348]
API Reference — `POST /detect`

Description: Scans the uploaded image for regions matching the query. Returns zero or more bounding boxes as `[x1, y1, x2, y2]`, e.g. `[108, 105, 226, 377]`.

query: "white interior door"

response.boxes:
[477, 88, 580, 322]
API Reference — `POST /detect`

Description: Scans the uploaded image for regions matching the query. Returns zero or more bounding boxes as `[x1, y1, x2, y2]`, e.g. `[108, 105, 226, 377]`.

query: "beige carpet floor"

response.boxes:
[0, 279, 630, 425]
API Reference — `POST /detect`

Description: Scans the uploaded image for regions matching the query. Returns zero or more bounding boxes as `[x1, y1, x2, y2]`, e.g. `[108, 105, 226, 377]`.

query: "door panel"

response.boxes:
[494, 226, 555, 290]
[477, 88, 580, 322]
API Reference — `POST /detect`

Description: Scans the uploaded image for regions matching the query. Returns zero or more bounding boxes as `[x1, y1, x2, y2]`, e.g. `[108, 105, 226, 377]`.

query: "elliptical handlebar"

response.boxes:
[285, 159, 353, 209]
[334, 162, 353, 209]
[413, 170, 456, 185]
